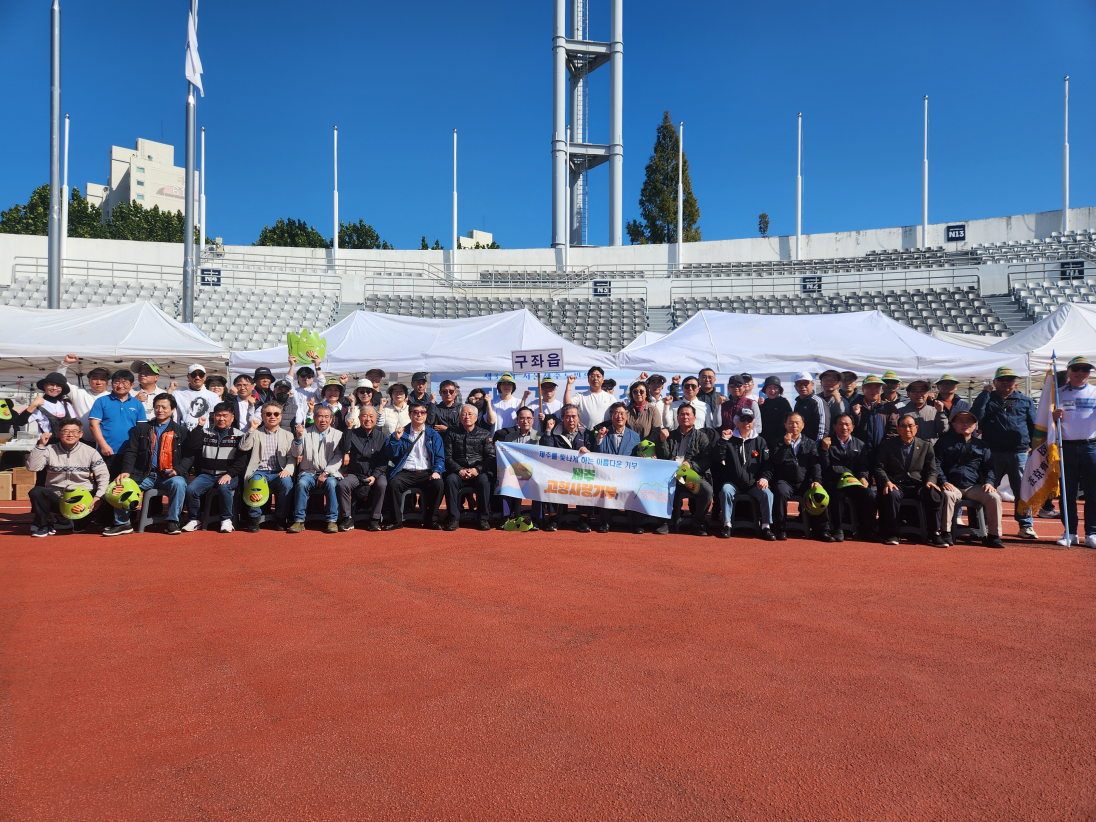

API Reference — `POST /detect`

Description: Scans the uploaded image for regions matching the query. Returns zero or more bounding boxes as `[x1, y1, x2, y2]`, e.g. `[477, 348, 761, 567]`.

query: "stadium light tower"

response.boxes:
[552, 0, 623, 251]
[922, 96, 929, 248]
[47, 0, 61, 309]
[1063, 76, 1070, 234]
[796, 113, 802, 261]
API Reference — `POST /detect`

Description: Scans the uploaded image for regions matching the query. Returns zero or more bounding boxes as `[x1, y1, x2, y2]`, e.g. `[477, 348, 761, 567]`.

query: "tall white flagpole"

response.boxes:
[60, 113, 70, 273]
[199, 126, 206, 246]
[452, 129, 458, 255]
[1063, 77, 1070, 235]
[47, 0, 62, 309]
[565, 125, 570, 271]
[922, 95, 929, 248]
[333, 126, 339, 261]
[677, 121, 683, 269]
[796, 113, 802, 261]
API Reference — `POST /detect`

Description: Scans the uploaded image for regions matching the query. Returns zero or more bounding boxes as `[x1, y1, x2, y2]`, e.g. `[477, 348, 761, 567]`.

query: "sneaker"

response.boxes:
[692, 525, 708, 538]
[832, 530, 844, 543]
[653, 523, 669, 535]
[338, 517, 355, 532]
[1057, 533, 1077, 547]
[287, 521, 306, 534]
[1085, 534, 1096, 550]
[543, 518, 558, 532]
[760, 527, 776, 541]
[596, 522, 610, 534]
[220, 519, 234, 533]
[274, 519, 288, 531]
[325, 521, 338, 534]
[53, 516, 73, 531]
[165, 520, 181, 535]
[983, 535, 1006, 549]
[477, 519, 491, 531]
[181, 519, 200, 532]
[576, 520, 592, 534]
[941, 531, 956, 547]
[427, 521, 442, 531]
[928, 531, 947, 547]
[1038, 506, 1059, 518]
[718, 524, 732, 539]
[1017, 526, 1038, 540]
[883, 535, 901, 545]
[102, 524, 133, 537]
[365, 520, 382, 532]
[443, 518, 460, 531]
[30, 525, 51, 538]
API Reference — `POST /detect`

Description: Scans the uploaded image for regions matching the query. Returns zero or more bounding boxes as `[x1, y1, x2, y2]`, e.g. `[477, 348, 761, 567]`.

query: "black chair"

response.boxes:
[729, 496, 762, 536]
[951, 499, 987, 540]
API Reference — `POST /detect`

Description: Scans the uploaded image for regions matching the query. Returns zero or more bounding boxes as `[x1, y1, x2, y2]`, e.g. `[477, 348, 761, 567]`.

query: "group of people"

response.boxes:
[12, 353, 1096, 548]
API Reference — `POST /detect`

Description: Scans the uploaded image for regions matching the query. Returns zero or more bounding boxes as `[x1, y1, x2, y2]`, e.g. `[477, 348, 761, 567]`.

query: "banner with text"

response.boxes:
[495, 441, 676, 517]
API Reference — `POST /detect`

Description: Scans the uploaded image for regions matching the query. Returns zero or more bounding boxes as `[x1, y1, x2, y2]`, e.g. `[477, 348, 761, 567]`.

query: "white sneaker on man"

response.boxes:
[1057, 532, 1077, 547]
[30, 525, 51, 538]
[1085, 534, 1096, 550]
[181, 519, 200, 532]
[220, 519, 234, 533]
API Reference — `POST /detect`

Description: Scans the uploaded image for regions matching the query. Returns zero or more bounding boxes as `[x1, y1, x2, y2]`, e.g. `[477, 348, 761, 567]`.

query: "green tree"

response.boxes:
[758, 213, 769, 237]
[420, 236, 429, 250]
[67, 188, 109, 238]
[253, 218, 330, 248]
[0, 184, 51, 235]
[421, 237, 444, 250]
[107, 200, 191, 242]
[625, 111, 700, 245]
[339, 219, 385, 249]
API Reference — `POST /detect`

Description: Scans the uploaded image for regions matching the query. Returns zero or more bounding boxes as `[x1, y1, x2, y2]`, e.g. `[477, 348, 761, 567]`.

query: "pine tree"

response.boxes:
[626, 111, 700, 245]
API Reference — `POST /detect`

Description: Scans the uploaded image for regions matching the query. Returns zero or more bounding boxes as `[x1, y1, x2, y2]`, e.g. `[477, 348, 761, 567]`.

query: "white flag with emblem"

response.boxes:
[185, 1, 204, 96]
[1016, 371, 1060, 515]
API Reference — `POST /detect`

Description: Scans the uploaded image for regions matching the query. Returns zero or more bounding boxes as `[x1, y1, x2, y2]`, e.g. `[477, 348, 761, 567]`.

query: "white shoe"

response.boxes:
[181, 519, 200, 532]
[30, 525, 51, 538]
[1057, 532, 1077, 547]
[1085, 534, 1096, 550]
[220, 519, 234, 533]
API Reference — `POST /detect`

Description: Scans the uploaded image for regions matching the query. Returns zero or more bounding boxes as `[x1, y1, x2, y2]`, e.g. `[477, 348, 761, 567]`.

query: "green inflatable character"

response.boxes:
[287, 327, 328, 362]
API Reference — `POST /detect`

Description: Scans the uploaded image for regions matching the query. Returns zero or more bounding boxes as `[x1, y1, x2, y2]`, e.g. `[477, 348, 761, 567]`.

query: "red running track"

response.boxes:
[1, 512, 1094, 820]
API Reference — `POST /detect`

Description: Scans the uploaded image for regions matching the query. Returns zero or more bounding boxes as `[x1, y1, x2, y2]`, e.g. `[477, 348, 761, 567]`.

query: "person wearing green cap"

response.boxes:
[851, 374, 901, 454]
[971, 366, 1037, 539]
[896, 379, 949, 445]
[131, 361, 164, 417]
[932, 375, 971, 422]
[1051, 355, 1096, 547]
[486, 373, 526, 435]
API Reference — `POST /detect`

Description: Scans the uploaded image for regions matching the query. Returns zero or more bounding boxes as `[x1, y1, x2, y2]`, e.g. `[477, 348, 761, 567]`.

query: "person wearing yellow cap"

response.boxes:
[932, 374, 971, 421]
[971, 366, 1038, 540]
[1051, 356, 1096, 547]
[895, 379, 949, 445]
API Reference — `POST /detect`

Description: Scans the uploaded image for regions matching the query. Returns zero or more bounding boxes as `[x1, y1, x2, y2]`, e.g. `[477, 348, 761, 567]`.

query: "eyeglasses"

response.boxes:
[190, 372, 206, 379]
[682, 383, 699, 390]
[263, 411, 281, 417]
[411, 409, 428, 415]
[441, 388, 457, 394]
[1070, 366, 1092, 373]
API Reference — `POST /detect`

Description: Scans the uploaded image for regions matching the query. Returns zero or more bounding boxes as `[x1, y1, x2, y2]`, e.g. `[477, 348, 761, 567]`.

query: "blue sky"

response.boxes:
[1, 0, 1094, 250]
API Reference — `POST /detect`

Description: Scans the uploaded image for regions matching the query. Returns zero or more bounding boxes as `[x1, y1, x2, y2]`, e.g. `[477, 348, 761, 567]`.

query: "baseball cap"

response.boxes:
[272, 378, 292, 390]
[862, 374, 884, 386]
[936, 374, 959, 384]
[187, 363, 206, 375]
[324, 377, 342, 387]
[951, 408, 979, 423]
[497, 373, 517, 385]
[906, 379, 931, 390]
[793, 371, 813, 383]
[819, 368, 842, 380]
[840, 371, 857, 382]
[994, 366, 1019, 380]
[412, 372, 429, 383]
[737, 407, 755, 421]
[881, 370, 900, 383]
[540, 377, 558, 386]
[646, 373, 667, 386]
[1068, 356, 1092, 369]
[131, 360, 161, 375]
[740, 373, 754, 382]
[726, 375, 744, 387]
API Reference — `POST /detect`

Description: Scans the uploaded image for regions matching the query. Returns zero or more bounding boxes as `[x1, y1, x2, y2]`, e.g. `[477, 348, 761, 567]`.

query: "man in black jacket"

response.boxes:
[874, 414, 945, 546]
[762, 412, 824, 540]
[494, 406, 546, 529]
[443, 404, 495, 530]
[544, 403, 595, 532]
[819, 412, 876, 542]
[657, 404, 713, 536]
[182, 402, 249, 534]
[935, 409, 1004, 548]
[111, 393, 196, 536]
[792, 372, 829, 442]
[432, 380, 463, 435]
[336, 405, 389, 531]
[714, 408, 774, 540]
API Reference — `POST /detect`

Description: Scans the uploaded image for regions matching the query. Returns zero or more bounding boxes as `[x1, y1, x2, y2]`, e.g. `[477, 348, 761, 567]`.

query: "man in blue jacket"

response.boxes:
[935, 408, 1005, 548]
[382, 402, 445, 530]
[971, 366, 1037, 540]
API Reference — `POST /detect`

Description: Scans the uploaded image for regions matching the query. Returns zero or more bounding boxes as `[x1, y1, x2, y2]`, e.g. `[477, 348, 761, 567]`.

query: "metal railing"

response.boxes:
[1007, 259, 1095, 291]
[669, 267, 981, 302]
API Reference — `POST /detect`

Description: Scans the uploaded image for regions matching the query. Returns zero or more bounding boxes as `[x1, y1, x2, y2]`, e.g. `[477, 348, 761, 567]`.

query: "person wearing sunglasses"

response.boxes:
[971, 366, 1038, 540]
[1052, 356, 1096, 547]
[240, 402, 297, 532]
[382, 402, 445, 530]
[432, 380, 463, 434]
[662, 376, 712, 430]
[171, 364, 220, 431]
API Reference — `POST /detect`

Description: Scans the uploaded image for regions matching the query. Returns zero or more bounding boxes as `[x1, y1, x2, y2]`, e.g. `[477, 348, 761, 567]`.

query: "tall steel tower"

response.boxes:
[552, 0, 622, 249]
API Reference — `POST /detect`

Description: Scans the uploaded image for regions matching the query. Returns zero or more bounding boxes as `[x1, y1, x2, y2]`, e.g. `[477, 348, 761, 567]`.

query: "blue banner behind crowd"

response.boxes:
[495, 441, 677, 517]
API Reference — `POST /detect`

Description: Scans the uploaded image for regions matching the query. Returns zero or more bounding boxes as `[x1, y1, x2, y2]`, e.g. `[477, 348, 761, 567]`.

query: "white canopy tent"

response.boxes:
[620, 330, 666, 351]
[229, 309, 618, 375]
[616, 310, 1028, 381]
[983, 302, 1096, 374]
[0, 301, 229, 385]
[930, 329, 1004, 349]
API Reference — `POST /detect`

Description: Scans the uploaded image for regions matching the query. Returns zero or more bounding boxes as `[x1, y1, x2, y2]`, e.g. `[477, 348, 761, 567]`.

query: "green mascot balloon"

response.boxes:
[60, 488, 95, 520]
[804, 486, 830, 516]
[105, 477, 143, 511]
[287, 327, 328, 363]
[245, 474, 270, 508]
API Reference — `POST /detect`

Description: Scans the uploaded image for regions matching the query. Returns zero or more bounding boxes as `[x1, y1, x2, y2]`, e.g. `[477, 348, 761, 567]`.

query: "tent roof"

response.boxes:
[619, 330, 666, 352]
[0, 301, 229, 382]
[930, 329, 1004, 349]
[616, 309, 1029, 380]
[229, 309, 617, 374]
[985, 302, 1096, 372]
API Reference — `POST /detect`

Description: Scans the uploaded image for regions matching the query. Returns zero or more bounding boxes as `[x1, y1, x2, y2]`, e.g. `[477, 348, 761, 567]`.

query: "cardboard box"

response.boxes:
[14, 483, 35, 500]
[0, 474, 12, 501]
[12, 467, 36, 485]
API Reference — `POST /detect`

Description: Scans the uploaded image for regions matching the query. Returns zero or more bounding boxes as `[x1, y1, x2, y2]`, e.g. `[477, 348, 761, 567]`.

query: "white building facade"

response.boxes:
[85, 138, 198, 219]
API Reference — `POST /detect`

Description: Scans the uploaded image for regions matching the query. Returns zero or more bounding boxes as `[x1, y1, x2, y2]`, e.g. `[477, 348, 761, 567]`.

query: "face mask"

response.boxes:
[274, 392, 290, 404]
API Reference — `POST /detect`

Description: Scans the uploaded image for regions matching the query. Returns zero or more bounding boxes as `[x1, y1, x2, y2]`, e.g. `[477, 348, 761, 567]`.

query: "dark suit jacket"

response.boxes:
[762, 436, 822, 487]
[820, 434, 871, 484]
[657, 427, 712, 475]
[873, 436, 938, 487]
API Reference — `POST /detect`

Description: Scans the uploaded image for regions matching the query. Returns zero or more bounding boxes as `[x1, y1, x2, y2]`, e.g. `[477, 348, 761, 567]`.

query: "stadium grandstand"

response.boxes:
[1, 207, 1094, 353]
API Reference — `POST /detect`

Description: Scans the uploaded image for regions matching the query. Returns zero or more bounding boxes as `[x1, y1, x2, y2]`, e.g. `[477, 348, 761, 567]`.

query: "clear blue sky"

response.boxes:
[1, 0, 1094, 250]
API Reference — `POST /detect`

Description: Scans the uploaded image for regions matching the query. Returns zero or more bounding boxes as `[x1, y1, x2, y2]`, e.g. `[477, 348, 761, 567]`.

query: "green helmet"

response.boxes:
[637, 440, 656, 458]
[105, 477, 143, 510]
[504, 515, 535, 532]
[59, 487, 94, 520]
[803, 486, 830, 516]
[675, 464, 702, 494]
[0, 399, 11, 421]
[244, 474, 270, 508]
[836, 472, 863, 490]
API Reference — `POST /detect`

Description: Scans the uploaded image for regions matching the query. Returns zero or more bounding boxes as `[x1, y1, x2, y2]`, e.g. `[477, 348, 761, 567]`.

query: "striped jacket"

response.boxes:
[193, 425, 248, 478]
[26, 441, 110, 497]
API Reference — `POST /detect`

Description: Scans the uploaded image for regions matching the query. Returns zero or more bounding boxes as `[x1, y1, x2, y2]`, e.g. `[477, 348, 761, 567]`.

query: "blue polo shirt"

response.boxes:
[89, 392, 147, 453]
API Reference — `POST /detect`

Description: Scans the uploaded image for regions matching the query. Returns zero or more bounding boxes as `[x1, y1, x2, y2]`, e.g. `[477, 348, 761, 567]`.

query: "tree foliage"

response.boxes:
[254, 218, 330, 248]
[758, 213, 770, 237]
[107, 200, 190, 242]
[0, 185, 52, 235]
[625, 111, 701, 245]
[340, 219, 385, 249]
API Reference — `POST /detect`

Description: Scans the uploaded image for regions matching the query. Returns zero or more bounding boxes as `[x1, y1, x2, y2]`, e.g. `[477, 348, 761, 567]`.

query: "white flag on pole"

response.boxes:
[185, 2, 204, 97]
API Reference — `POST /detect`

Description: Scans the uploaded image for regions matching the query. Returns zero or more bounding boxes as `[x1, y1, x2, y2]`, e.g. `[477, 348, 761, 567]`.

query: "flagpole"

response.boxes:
[47, 0, 62, 309]
[182, 0, 200, 324]
[1051, 351, 1069, 535]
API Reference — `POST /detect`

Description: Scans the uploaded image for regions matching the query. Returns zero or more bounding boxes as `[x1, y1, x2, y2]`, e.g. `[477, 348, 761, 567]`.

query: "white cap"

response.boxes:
[356, 378, 374, 390]
[187, 363, 206, 375]
[793, 371, 813, 383]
